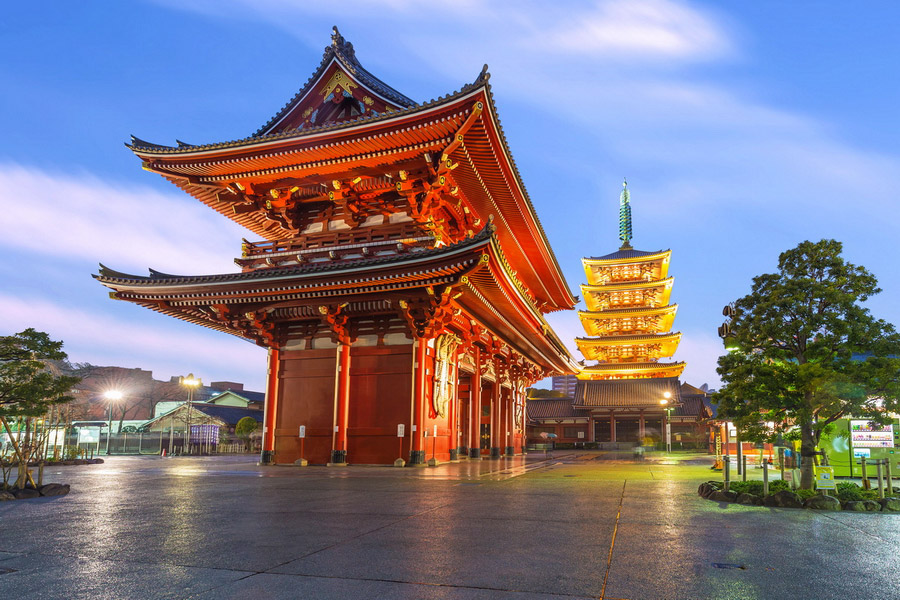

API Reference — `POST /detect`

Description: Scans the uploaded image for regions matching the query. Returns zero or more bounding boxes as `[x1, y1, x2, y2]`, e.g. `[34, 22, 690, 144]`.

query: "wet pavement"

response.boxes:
[1, 451, 898, 599]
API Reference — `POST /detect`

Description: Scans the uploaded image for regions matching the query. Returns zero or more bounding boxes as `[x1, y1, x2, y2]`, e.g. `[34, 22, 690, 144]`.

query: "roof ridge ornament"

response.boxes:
[331, 26, 355, 58]
[618, 178, 632, 250]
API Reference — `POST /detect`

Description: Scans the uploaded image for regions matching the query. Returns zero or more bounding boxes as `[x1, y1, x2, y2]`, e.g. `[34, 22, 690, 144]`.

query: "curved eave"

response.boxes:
[577, 304, 678, 320]
[583, 249, 671, 265]
[576, 362, 686, 379]
[581, 276, 674, 293]
[128, 78, 486, 159]
[95, 225, 493, 292]
[457, 238, 577, 374]
[578, 305, 678, 337]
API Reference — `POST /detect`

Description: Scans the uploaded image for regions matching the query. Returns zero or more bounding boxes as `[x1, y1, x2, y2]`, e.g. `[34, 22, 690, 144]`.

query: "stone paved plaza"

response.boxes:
[1, 452, 898, 599]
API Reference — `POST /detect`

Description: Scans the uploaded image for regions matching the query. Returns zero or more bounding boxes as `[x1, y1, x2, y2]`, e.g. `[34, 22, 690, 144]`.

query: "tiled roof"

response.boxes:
[192, 404, 264, 426]
[674, 396, 711, 419]
[574, 377, 682, 408]
[526, 398, 579, 420]
[589, 248, 667, 261]
[95, 224, 493, 286]
[255, 27, 417, 137]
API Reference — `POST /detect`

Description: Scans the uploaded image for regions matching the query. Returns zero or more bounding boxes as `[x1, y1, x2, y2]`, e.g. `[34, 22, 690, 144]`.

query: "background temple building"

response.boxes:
[96, 28, 578, 466]
[527, 182, 711, 448]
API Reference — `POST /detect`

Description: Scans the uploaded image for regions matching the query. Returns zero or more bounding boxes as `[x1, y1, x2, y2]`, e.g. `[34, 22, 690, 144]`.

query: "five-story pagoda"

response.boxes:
[572, 181, 685, 445]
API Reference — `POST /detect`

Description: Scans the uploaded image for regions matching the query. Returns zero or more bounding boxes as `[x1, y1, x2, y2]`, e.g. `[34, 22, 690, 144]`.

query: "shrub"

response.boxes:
[728, 481, 764, 496]
[768, 480, 791, 493]
[795, 488, 818, 500]
[835, 481, 865, 502]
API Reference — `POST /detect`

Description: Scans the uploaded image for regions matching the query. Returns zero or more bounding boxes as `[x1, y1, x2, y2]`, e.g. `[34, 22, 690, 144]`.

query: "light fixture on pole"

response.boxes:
[180, 374, 202, 454]
[660, 391, 673, 453]
[104, 390, 123, 455]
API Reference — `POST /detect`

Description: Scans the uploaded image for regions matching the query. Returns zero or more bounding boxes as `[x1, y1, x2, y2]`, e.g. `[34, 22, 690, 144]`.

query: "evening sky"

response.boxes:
[1, 1, 898, 392]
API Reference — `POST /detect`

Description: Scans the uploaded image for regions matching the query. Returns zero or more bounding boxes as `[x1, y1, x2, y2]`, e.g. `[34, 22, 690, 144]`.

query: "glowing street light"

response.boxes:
[660, 391, 674, 453]
[180, 374, 202, 454]
[104, 390, 123, 455]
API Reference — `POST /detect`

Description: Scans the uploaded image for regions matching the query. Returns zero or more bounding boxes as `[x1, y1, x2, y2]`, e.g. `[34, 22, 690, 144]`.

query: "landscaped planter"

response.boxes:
[0, 483, 70, 501]
[698, 481, 900, 513]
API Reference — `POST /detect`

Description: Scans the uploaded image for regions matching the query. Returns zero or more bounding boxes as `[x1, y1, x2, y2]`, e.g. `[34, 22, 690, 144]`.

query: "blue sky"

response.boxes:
[2, 1, 898, 392]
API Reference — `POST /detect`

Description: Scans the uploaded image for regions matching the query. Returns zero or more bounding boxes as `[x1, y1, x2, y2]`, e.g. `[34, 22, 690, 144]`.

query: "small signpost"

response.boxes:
[814, 466, 836, 491]
[395, 424, 406, 467]
[296, 425, 307, 466]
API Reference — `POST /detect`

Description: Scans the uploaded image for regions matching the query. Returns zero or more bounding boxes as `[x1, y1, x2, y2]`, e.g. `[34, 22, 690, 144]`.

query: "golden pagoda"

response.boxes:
[576, 181, 685, 380]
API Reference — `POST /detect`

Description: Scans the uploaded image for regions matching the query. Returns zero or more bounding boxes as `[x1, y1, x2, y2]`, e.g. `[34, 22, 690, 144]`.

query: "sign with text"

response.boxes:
[815, 466, 836, 490]
[298, 425, 306, 438]
[397, 424, 405, 437]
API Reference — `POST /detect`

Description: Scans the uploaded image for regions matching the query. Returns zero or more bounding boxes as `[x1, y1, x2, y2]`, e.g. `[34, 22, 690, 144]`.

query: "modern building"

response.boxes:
[551, 374, 578, 396]
[96, 28, 578, 466]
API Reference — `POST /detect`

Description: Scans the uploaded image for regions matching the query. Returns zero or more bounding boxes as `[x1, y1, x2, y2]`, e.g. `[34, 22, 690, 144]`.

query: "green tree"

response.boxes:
[235, 416, 259, 452]
[714, 240, 900, 489]
[1, 329, 80, 488]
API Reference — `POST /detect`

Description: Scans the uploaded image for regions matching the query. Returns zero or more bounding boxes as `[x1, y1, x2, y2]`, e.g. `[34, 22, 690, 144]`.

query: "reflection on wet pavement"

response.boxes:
[1, 451, 898, 599]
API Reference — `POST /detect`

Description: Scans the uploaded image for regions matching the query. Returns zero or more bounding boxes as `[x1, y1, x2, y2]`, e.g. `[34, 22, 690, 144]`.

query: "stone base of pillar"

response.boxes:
[409, 450, 426, 466]
[505, 446, 514, 456]
[469, 448, 482, 460]
[327, 450, 347, 466]
[490, 447, 501, 459]
[260, 450, 274, 465]
[449, 448, 459, 461]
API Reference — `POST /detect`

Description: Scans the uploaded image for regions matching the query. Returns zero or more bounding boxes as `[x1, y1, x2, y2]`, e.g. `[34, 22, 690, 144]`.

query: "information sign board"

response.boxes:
[815, 466, 836, 490]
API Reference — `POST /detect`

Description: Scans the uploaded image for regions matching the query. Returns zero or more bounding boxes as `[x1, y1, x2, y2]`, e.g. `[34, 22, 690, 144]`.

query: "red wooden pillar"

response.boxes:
[330, 341, 351, 465]
[490, 382, 501, 459]
[588, 416, 595, 443]
[448, 355, 459, 461]
[261, 347, 280, 464]
[469, 346, 482, 459]
[610, 413, 616, 443]
[505, 388, 514, 456]
[410, 338, 428, 465]
[639, 409, 646, 444]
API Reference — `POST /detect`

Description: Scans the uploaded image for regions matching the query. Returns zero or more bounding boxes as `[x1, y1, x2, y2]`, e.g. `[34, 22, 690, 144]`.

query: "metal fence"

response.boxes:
[26, 433, 252, 458]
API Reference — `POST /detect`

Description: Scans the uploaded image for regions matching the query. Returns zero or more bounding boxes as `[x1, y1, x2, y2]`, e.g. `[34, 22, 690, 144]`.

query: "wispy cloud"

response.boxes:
[0, 163, 248, 275]
[0, 292, 266, 388]
[540, 0, 732, 60]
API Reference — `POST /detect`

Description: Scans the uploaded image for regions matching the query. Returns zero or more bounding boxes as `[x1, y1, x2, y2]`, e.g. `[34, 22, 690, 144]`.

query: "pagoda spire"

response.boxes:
[618, 178, 632, 250]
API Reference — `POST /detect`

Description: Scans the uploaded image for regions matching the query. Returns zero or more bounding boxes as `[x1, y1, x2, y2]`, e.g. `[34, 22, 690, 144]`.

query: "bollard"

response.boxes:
[763, 459, 769, 496]
[861, 457, 870, 490]
[742, 454, 748, 482]
[876, 460, 885, 499]
[886, 460, 894, 496]
[724, 458, 731, 493]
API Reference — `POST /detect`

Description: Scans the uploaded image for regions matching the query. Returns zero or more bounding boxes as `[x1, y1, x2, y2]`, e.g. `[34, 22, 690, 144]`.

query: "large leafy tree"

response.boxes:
[715, 240, 900, 489]
[1, 328, 79, 419]
[1, 329, 80, 488]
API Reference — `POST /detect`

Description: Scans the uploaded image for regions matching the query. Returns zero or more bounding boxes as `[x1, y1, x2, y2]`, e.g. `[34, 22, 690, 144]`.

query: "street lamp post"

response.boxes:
[180, 374, 201, 455]
[104, 390, 123, 455]
[660, 391, 673, 453]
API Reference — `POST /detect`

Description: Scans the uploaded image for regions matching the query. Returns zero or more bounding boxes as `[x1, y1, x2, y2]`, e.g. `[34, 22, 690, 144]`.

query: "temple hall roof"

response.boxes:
[574, 377, 682, 408]
[526, 398, 579, 420]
